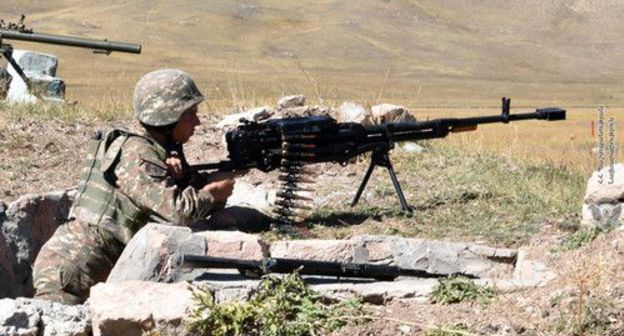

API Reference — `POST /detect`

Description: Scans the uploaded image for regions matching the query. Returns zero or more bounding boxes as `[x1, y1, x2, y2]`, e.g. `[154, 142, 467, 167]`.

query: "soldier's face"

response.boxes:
[172, 105, 201, 144]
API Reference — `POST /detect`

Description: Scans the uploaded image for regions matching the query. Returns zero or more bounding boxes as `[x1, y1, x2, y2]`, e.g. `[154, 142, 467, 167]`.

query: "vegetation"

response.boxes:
[423, 323, 472, 336]
[306, 142, 586, 246]
[0, 100, 130, 122]
[431, 276, 496, 305]
[558, 226, 603, 251]
[187, 272, 367, 336]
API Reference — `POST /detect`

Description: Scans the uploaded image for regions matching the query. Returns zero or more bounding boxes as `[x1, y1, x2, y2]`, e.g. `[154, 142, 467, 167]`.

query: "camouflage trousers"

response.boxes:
[33, 206, 271, 305]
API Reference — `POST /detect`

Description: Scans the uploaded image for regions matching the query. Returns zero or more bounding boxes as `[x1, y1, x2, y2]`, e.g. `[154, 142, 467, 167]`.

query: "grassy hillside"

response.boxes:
[1, 0, 623, 107]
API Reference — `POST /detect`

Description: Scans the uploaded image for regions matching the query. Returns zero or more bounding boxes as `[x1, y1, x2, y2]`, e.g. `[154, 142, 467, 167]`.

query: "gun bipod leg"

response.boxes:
[351, 148, 413, 213]
[351, 156, 376, 207]
[382, 156, 413, 213]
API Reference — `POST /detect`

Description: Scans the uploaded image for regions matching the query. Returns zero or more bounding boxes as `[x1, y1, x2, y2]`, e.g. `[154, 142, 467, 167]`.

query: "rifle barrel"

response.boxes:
[0, 30, 141, 54]
[182, 254, 471, 281]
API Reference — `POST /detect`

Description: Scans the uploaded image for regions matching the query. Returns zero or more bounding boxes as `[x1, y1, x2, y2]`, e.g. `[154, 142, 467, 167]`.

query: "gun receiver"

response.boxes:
[0, 15, 141, 95]
[181, 254, 475, 281]
[194, 98, 565, 224]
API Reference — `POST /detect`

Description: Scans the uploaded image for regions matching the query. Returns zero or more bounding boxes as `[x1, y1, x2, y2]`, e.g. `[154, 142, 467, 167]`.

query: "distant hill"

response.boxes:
[1, 0, 623, 107]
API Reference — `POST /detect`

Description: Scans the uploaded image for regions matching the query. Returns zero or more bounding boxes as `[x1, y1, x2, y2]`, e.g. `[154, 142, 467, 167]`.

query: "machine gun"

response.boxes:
[181, 254, 476, 281]
[193, 98, 566, 225]
[0, 15, 141, 95]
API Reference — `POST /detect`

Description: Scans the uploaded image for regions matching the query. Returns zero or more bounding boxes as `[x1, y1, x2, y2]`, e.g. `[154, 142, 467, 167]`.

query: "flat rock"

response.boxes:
[89, 281, 194, 336]
[314, 278, 439, 304]
[195, 230, 268, 260]
[270, 239, 359, 262]
[271, 235, 517, 278]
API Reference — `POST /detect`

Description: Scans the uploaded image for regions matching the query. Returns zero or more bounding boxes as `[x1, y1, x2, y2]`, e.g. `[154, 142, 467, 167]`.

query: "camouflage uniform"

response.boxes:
[33, 69, 270, 304]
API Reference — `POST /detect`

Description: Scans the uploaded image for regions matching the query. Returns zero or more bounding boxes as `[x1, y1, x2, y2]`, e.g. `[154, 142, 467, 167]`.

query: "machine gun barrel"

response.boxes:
[365, 107, 566, 142]
[182, 254, 475, 281]
[0, 29, 141, 54]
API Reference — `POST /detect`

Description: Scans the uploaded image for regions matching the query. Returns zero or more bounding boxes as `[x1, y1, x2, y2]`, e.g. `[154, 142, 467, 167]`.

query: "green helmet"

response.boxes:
[133, 69, 205, 126]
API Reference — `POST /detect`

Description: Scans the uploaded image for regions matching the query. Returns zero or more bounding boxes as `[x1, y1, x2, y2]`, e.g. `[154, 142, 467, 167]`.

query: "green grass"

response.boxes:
[187, 272, 367, 336]
[307, 142, 586, 246]
[558, 226, 603, 251]
[431, 276, 496, 305]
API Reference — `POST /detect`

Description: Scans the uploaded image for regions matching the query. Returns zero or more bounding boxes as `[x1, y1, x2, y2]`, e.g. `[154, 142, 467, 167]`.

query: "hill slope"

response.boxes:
[1, 0, 623, 106]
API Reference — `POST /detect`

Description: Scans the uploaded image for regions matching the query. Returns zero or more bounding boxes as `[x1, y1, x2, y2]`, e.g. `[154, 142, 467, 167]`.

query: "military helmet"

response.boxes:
[133, 69, 205, 126]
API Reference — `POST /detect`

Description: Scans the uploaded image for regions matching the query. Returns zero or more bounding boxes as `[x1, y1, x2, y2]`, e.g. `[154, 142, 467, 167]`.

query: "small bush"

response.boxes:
[558, 227, 602, 251]
[431, 276, 496, 305]
[187, 272, 367, 336]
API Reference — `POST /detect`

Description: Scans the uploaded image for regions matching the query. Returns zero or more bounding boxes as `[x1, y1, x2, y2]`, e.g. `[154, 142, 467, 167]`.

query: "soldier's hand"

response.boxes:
[202, 178, 234, 202]
[165, 156, 184, 180]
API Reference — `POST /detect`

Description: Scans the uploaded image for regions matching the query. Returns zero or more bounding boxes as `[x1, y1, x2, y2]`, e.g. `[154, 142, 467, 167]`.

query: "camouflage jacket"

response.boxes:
[70, 128, 215, 247]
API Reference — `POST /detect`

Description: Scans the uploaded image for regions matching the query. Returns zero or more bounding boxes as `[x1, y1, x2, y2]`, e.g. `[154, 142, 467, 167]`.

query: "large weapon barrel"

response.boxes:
[367, 106, 566, 142]
[182, 254, 474, 281]
[0, 29, 141, 54]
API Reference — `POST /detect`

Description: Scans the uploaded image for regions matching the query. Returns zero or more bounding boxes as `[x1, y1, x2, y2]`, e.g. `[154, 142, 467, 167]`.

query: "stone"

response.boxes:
[28, 76, 65, 101]
[583, 164, 624, 204]
[89, 281, 195, 336]
[15, 50, 58, 76]
[581, 164, 624, 228]
[277, 94, 305, 108]
[0, 298, 90, 336]
[0, 67, 11, 100]
[216, 106, 273, 129]
[371, 103, 415, 124]
[313, 278, 439, 304]
[195, 230, 268, 260]
[107, 224, 268, 283]
[1, 190, 73, 298]
[0, 234, 17, 299]
[337, 101, 372, 125]
[512, 249, 556, 286]
[107, 224, 205, 283]
[400, 142, 425, 153]
[271, 236, 517, 278]
[270, 239, 359, 262]
[6, 50, 65, 103]
[582, 203, 623, 230]
[273, 105, 331, 119]
[226, 181, 271, 212]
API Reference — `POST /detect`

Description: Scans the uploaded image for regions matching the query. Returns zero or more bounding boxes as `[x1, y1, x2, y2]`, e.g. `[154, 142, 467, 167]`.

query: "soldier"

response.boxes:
[32, 69, 270, 304]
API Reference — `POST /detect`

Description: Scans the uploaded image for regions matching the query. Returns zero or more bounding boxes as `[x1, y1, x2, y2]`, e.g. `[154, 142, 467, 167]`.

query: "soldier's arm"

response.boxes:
[114, 139, 215, 226]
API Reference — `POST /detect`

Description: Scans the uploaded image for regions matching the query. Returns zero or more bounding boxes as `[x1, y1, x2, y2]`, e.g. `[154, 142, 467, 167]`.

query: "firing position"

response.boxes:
[32, 69, 270, 304]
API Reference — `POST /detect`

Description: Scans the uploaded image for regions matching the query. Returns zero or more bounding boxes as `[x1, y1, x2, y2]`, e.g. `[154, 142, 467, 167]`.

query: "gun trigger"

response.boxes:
[451, 125, 478, 133]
